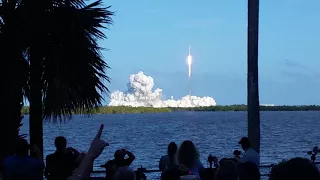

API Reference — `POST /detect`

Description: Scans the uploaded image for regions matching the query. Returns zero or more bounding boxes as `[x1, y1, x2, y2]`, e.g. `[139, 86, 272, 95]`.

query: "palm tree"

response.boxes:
[24, 0, 113, 156]
[247, 0, 260, 154]
[0, 0, 113, 160]
[0, 0, 29, 165]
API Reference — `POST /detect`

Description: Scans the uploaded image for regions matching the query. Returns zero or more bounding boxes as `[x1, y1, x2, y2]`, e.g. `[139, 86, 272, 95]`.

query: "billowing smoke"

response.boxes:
[109, 72, 217, 107]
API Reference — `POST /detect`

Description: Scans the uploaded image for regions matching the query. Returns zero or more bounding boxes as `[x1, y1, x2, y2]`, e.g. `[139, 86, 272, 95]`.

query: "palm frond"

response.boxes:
[41, 1, 113, 121]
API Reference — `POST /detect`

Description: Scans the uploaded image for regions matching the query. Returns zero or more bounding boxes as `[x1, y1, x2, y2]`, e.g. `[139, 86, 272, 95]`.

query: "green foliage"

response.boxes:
[97, 106, 172, 114]
[185, 105, 320, 111]
[21, 105, 320, 114]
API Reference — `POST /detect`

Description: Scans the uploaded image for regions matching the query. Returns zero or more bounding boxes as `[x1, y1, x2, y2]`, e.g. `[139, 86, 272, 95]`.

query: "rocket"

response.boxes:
[187, 45, 192, 79]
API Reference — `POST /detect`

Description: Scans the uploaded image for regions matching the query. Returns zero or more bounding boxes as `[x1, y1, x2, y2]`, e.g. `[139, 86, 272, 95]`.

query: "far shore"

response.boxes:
[21, 105, 320, 114]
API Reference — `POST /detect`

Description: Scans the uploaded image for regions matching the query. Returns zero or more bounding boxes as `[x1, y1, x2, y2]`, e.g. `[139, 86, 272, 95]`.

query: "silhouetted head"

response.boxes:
[216, 160, 238, 180]
[168, 142, 178, 161]
[238, 137, 251, 150]
[269, 157, 320, 180]
[55, 136, 67, 152]
[178, 140, 199, 168]
[114, 149, 126, 161]
[15, 138, 29, 156]
[238, 162, 260, 180]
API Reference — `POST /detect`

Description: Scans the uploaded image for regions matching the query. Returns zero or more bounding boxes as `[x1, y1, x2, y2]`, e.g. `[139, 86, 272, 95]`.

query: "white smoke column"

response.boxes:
[187, 45, 192, 79]
[109, 71, 217, 107]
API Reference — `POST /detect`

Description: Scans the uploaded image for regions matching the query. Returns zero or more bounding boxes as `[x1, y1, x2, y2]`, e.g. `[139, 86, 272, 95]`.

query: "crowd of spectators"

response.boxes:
[0, 124, 319, 180]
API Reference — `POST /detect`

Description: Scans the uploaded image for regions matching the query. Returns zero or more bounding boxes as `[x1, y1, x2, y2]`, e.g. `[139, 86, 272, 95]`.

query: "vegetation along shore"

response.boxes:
[21, 105, 320, 115]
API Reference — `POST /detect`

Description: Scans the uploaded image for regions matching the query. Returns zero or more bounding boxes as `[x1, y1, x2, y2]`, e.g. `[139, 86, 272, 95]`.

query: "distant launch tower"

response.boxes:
[187, 45, 192, 96]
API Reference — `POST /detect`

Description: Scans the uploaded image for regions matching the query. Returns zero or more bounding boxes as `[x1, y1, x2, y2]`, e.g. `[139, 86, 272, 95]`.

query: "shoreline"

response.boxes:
[21, 105, 320, 114]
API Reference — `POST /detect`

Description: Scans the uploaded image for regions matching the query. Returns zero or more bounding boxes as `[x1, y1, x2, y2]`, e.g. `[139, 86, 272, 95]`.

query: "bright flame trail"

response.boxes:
[187, 45, 192, 79]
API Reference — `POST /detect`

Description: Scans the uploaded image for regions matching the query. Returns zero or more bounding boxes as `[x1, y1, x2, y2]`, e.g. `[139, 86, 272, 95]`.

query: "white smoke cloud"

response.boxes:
[108, 71, 217, 107]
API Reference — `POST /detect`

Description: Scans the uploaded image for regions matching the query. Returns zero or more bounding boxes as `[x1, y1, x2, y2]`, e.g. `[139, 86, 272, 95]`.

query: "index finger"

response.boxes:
[95, 124, 104, 139]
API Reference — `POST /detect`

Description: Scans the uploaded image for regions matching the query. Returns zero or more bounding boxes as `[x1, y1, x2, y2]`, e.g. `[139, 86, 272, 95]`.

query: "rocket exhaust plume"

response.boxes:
[108, 71, 217, 107]
[187, 45, 192, 79]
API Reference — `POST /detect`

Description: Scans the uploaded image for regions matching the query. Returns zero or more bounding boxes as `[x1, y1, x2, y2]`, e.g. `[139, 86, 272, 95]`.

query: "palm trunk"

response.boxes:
[29, 47, 44, 159]
[28, 1, 44, 160]
[0, 56, 24, 172]
[247, 0, 260, 154]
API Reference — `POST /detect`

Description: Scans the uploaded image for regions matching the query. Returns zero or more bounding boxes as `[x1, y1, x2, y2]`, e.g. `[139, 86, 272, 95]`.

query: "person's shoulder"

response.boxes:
[4, 155, 16, 161]
[250, 148, 259, 156]
[247, 148, 258, 153]
[3, 155, 17, 166]
[160, 155, 169, 160]
[46, 153, 55, 159]
[106, 159, 116, 165]
[27, 156, 42, 163]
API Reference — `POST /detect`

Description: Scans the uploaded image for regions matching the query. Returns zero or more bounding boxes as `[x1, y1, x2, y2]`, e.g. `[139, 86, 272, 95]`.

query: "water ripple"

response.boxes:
[20, 111, 320, 170]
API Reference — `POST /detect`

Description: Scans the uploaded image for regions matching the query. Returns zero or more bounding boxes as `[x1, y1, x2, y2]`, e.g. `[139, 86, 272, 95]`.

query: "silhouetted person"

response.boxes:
[238, 162, 260, 180]
[159, 142, 178, 172]
[215, 160, 238, 180]
[269, 157, 320, 180]
[114, 166, 136, 180]
[3, 138, 43, 180]
[178, 140, 204, 180]
[161, 164, 189, 180]
[45, 136, 80, 180]
[235, 137, 259, 166]
[101, 149, 135, 180]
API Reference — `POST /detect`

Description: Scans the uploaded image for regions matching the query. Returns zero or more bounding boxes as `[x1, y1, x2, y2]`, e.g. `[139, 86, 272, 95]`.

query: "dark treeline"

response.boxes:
[21, 105, 320, 115]
[175, 105, 320, 112]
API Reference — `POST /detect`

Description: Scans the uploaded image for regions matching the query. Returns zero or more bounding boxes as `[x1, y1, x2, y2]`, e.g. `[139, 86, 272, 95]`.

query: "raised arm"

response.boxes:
[126, 150, 135, 160]
[68, 125, 109, 180]
[123, 150, 135, 166]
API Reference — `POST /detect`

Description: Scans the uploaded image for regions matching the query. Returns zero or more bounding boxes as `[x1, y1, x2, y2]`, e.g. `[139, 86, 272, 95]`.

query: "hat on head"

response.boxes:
[238, 137, 250, 145]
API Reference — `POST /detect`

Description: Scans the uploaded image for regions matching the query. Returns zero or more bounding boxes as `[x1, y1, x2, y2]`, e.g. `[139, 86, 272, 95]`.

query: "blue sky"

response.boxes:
[100, 0, 320, 105]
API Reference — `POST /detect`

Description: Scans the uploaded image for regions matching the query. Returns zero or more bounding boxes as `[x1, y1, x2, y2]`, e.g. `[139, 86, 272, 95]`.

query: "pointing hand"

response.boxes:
[87, 124, 109, 159]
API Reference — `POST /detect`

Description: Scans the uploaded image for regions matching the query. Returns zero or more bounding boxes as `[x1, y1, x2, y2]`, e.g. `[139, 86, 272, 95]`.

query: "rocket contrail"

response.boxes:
[187, 45, 192, 79]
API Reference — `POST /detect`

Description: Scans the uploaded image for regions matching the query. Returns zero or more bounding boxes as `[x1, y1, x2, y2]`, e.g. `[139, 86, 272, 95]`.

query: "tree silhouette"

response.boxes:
[0, 0, 113, 162]
[247, 0, 260, 154]
[0, 0, 30, 168]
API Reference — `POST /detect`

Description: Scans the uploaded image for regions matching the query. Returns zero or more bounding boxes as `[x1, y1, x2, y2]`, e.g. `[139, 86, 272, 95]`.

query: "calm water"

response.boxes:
[21, 111, 320, 170]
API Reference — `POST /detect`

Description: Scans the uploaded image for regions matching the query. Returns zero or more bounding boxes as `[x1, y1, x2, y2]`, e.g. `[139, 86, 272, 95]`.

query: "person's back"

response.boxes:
[216, 160, 238, 180]
[269, 157, 320, 180]
[178, 141, 204, 180]
[240, 148, 259, 166]
[238, 162, 260, 180]
[3, 139, 43, 180]
[45, 136, 79, 180]
[237, 137, 260, 166]
[45, 151, 79, 180]
[101, 149, 135, 180]
[159, 142, 178, 172]
[103, 159, 118, 180]
[114, 166, 136, 180]
[161, 165, 189, 180]
[3, 155, 43, 180]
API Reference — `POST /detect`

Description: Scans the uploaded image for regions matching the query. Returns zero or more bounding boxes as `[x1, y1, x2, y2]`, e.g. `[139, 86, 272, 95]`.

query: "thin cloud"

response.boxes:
[280, 71, 313, 80]
[284, 59, 307, 69]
